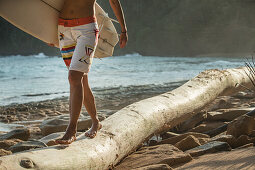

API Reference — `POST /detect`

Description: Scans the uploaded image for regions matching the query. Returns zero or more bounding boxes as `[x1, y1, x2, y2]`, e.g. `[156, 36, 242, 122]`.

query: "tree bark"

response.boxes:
[0, 67, 252, 170]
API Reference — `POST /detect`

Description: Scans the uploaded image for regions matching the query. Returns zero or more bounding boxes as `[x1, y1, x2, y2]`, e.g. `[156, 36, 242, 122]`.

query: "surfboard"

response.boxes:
[0, 0, 119, 58]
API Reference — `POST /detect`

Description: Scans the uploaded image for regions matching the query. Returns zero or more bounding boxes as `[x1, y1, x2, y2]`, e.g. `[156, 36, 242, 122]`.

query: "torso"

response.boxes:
[60, 0, 96, 19]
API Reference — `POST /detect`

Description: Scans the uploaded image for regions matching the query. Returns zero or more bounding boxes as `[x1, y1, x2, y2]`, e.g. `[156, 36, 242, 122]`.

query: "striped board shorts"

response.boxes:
[58, 16, 99, 73]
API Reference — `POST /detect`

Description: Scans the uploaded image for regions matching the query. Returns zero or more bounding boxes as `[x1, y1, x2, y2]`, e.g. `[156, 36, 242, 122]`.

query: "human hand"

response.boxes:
[119, 32, 128, 48]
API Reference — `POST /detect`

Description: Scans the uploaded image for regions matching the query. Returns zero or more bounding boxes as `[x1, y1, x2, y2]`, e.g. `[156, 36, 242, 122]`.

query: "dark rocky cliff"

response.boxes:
[1, 0, 255, 57]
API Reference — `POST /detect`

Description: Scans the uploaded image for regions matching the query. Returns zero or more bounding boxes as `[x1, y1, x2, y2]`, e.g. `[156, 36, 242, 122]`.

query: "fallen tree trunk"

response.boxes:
[0, 67, 252, 170]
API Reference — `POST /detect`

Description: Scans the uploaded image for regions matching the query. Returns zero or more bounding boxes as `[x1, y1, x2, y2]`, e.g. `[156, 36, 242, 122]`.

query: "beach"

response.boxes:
[0, 81, 184, 139]
[1, 54, 254, 169]
[1, 82, 255, 169]
[114, 89, 255, 169]
[1, 0, 255, 168]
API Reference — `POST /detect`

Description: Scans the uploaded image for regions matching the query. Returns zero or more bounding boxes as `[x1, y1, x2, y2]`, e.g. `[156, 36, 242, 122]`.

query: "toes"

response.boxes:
[85, 132, 92, 138]
[85, 131, 97, 138]
[85, 131, 90, 137]
[55, 136, 76, 145]
[90, 133, 96, 138]
[85, 124, 102, 139]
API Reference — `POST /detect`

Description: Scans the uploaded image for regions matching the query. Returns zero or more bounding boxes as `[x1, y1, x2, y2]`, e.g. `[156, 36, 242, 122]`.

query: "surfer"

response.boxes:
[52, 0, 128, 144]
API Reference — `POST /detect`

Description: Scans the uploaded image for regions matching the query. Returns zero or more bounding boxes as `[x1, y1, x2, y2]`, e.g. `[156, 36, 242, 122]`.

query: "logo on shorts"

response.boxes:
[79, 56, 90, 64]
[85, 45, 94, 57]
[79, 45, 94, 64]
[59, 32, 64, 41]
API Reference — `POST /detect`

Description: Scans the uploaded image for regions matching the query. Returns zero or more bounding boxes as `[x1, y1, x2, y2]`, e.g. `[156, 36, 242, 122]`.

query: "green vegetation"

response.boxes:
[1, 0, 255, 56]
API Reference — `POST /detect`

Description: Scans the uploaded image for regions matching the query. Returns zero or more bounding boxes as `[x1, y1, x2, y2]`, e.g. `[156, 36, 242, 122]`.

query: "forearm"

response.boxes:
[109, 0, 127, 32]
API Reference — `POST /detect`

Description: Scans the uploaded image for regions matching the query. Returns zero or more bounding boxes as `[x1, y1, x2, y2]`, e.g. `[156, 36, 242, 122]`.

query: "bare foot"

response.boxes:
[55, 129, 77, 144]
[85, 121, 102, 138]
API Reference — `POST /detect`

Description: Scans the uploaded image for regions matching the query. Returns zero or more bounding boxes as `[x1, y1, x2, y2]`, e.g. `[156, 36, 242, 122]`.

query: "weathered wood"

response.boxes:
[0, 67, 252, 170]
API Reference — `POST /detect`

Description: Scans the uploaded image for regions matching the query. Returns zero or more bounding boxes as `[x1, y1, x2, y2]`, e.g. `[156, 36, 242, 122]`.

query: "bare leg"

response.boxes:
[82, 74, 102, 138]
[56, 70, 84, 144]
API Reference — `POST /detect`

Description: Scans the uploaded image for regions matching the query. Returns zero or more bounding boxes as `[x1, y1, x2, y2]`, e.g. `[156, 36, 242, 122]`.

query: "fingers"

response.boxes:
[119, 33, 128, 48]
[120, 38, 127, 48]
[120, 41, 124, 48]
[120, 39, 127, 48]
[47, 43, 55, 47]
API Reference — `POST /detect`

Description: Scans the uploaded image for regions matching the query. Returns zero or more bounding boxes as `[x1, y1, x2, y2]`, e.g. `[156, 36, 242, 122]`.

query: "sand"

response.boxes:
[1, 87, 255, 169]
[177, 147, 255, 170]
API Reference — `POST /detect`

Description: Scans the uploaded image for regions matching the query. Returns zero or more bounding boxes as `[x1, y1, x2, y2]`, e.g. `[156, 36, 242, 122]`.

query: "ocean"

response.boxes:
[0, 53, 246, 106]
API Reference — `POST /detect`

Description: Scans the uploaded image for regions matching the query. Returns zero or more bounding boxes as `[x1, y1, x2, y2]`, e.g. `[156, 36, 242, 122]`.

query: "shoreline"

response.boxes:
[0, 81, 186, 123]
[0, 81, 187, 107]
[1, 76, 255, 168]
[0, 89, 255, 168]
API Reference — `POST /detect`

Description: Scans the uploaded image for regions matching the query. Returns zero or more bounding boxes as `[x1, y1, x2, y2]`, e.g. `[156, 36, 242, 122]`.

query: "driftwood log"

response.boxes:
[0, 67, 252, 170]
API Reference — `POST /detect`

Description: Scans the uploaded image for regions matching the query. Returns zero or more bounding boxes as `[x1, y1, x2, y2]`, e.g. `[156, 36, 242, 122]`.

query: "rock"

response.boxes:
[197, 138, 210, 145]
[227, 115, 255, 138]
[14, 119, 44, 125]
[0, 149, 12, 156]
[233, 91, 254, 99]
[249, 130, 255, 137]
[158, 132, 209, 145]
[147, 135, 162, 146]
[0, 139, 23, 150]
[210, 135, 236, 148]
[178, 112, 206, 132]
[249, 102, 255, 107]
[205, 96, 236, 111]
[235, 135, 250, 148]
[0, 128, 30, 141]
[0, 122, 24, 133]
[207, 107, 255, 121]
[232, 135, 255, 148]
[236, 143, 254, 149]
[148, 140, 158, 146]
[133, 164, 172, 170]
[161, 132, 179, 140]
[241, 103, 251, 108]
[189, 121, 226, 133]
[40, 114, 105, 136]
[9, 140, 47, 153]
[39, 132, 82, 146]
[115, 144, 192, 169]
[186, 141, 231, 157]
[175, 135, 201, 151]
